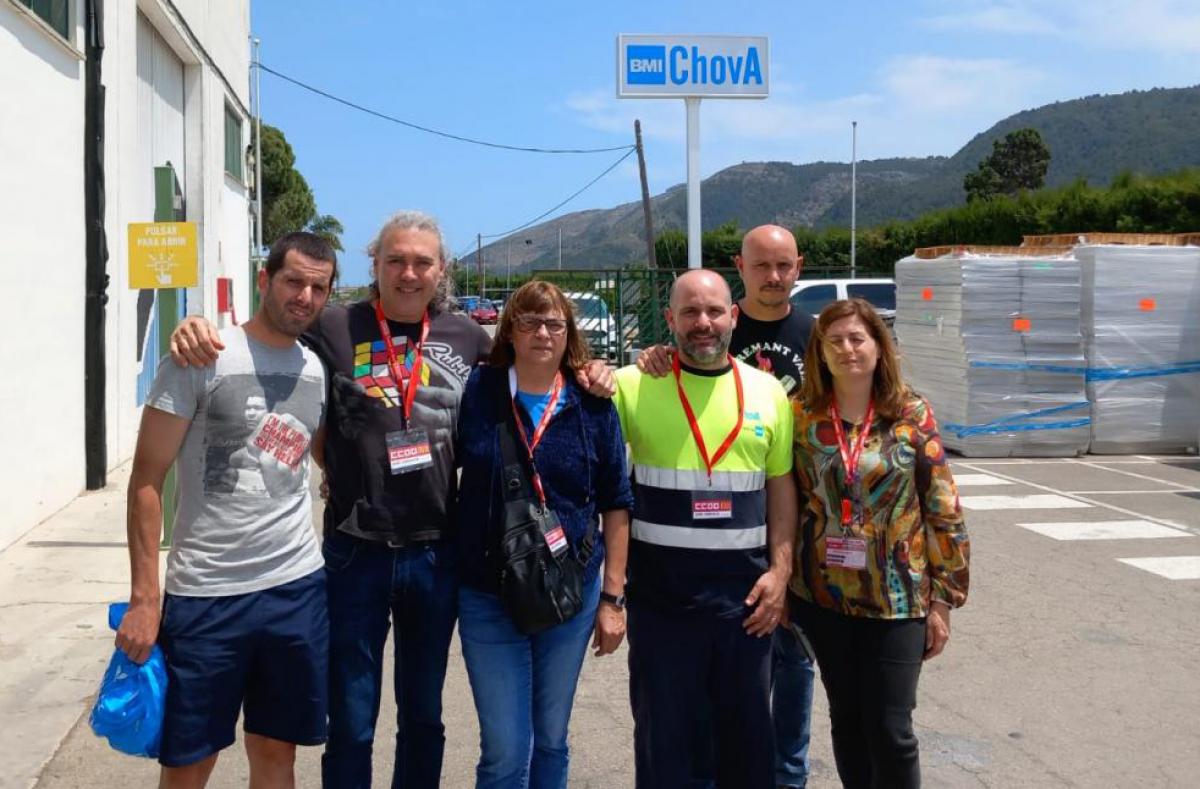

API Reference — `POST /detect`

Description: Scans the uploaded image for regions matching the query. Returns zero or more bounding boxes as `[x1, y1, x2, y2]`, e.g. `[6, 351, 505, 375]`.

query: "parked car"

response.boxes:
[468, 298, 499, 325]
[454, 296, 480, 315]
[790, 278, 896, 324]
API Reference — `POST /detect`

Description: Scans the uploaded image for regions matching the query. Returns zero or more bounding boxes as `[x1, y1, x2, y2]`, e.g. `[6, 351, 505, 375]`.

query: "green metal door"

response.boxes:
[154, 164, 185, 545]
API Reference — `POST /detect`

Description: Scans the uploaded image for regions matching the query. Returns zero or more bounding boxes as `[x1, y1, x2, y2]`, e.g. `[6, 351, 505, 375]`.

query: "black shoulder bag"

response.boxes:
[495, 384, 597, 635]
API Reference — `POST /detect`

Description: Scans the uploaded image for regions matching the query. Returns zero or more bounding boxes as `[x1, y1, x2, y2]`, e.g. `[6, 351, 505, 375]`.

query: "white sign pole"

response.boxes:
[685, 97, 702, 269]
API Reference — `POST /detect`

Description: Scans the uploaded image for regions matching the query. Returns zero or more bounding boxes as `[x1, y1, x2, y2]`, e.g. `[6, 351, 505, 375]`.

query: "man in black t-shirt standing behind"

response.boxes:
[731, 225, 816, 395]
[638, 224, 816, 788]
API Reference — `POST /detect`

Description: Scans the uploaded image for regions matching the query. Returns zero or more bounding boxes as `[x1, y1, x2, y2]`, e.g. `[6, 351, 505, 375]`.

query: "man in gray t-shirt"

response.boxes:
[116, 232, 337, 786]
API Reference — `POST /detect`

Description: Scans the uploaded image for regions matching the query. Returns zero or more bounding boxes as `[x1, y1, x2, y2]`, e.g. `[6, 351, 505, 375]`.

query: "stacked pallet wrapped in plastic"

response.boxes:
[1075, 244, 1200, 453]
[895, 249, 1089, 457]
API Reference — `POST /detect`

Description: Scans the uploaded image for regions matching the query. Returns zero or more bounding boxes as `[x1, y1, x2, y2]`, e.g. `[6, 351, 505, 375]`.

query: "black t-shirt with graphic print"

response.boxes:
[303, 300, 491, 545]
[730, 305, 816, 396]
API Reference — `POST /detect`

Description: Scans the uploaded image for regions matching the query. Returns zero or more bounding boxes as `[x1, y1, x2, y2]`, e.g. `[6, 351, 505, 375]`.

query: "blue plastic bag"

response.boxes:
[89, 602, 168, 758]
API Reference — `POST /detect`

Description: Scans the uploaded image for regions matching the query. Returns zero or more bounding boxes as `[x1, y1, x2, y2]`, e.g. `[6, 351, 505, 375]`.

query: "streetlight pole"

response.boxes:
[850, 120, 857, 279]
[506, 239, 511, 294]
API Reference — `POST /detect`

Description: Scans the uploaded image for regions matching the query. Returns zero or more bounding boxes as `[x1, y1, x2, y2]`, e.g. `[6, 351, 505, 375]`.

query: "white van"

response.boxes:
[565, 291, 619, 357]
[789, 278, 896, 322]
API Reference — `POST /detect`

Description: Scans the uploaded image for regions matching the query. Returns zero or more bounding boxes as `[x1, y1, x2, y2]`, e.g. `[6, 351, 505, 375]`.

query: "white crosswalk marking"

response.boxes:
[1017, 520, 1192, 541]
[960, 494, 1091, 511]
[1117, 556, 1200, 580]
[951, 473, 1013, 487]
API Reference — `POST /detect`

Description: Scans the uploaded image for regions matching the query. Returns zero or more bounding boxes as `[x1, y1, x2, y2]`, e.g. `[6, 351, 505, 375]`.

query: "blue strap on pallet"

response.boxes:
[968, 360, 1200, 381]
[944, 401, 1091, 438]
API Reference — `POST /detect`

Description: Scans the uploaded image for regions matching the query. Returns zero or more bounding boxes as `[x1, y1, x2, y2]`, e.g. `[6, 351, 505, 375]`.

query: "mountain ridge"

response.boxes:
[463, 84, 1200, 272]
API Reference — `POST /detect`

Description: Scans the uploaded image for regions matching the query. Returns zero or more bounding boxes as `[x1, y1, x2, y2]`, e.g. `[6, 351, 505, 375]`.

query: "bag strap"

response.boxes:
[495, 378, 536, 507]
[494, 370, 597, 566]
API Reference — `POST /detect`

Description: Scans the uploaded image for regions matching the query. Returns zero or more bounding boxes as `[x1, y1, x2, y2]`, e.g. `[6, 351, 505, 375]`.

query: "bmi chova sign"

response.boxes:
[617, 34, 769, 98]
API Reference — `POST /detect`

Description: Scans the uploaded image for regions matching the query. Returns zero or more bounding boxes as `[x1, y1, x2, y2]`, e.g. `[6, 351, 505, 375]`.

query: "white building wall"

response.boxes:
[104, 0, 251, 475]
[0, 2, 87, 549]
[0, 0, 250, 550]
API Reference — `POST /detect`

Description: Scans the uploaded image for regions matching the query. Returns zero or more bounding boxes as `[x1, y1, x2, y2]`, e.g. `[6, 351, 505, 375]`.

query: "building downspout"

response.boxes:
[84, 0, 108, 490]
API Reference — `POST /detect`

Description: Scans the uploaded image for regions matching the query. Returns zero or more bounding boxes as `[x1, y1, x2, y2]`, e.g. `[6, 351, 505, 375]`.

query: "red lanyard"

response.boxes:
[510, 369, 563, 506]
[829, 396, 875, 526]
[673, 352, 744, 485]
[374, 301, 430, 423]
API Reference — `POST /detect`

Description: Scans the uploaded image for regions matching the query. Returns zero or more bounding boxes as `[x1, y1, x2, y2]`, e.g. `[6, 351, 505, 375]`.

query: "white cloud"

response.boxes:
[922, 2, 1055, 34]
[920, 0, 1200, 54]
[880, 55, 1045, 115]
[1073, 0, 1200, 54]
[565, 89, 685, 141]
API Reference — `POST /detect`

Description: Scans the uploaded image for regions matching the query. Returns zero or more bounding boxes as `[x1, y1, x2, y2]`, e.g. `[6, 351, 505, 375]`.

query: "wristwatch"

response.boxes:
[599, 591, 626, 610]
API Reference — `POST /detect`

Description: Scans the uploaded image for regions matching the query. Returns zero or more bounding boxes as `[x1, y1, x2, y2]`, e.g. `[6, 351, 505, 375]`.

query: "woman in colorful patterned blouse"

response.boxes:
[790, 298, 970, 789]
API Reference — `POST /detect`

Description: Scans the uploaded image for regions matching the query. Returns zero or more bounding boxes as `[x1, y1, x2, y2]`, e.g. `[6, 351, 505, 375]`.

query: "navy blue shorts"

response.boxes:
[158, 569, 329, 767]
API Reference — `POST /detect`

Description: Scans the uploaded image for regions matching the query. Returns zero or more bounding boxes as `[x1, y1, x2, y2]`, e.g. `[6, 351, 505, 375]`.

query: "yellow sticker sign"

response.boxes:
[128, 222, 198, 289]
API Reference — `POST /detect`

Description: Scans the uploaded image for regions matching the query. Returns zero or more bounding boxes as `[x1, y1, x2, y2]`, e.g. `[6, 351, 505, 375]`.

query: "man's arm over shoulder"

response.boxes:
[169, 315, 224, 368]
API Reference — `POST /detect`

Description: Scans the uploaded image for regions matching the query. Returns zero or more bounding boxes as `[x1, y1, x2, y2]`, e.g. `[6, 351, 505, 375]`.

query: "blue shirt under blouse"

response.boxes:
[515, 388, 565, 428]
[455, 365, 634, 593]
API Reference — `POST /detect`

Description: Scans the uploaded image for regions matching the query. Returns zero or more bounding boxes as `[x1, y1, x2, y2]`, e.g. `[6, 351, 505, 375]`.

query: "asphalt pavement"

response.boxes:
[6, 452, 1200, 788]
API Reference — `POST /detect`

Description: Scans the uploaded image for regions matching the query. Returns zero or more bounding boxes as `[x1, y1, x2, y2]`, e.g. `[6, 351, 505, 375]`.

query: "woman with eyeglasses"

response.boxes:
[454, 280, 633, 789]
[790, 298, 970, 789]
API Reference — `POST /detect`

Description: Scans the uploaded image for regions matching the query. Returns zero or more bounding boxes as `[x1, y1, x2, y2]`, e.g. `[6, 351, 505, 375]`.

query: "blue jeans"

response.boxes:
[458, 573, 600, 789]
[320, 532, 458, 789]
[772, 624, 815, 788]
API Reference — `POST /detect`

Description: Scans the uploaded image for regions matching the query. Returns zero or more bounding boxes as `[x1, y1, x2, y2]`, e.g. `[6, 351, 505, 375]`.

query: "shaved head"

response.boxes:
[740, 224, 798, 259]
[736, 224, 802, 317]
[666, 270, 738, 369]
[669, 269, 733, 310]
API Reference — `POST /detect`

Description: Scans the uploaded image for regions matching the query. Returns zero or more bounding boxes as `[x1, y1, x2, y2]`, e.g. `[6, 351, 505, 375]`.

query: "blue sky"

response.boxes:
[250, 0, 1200, 284]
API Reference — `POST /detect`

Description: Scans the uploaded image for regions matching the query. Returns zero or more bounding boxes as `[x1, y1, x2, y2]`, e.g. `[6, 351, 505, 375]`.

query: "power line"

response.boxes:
[481, 147, 637, 240]
[257, 62, 635, 156]
[452, 239, 478, 263]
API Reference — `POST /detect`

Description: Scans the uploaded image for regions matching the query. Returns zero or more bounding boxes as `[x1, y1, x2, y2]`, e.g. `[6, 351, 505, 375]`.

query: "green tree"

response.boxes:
[964, 128, 1051, 202]
[255, 123, 316, 247]
[654, 229, 688, 268]
[653, 222, 743, 269]
[307, 213, 345, 251]
[795, 167, 1200, 274]
[700, 221, 742, 267]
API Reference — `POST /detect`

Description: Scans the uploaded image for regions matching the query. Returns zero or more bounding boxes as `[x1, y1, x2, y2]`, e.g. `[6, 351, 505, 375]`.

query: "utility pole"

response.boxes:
[476, 233, 483, 299]
[850, 120, 858, 279]
[557, 227, 562, 270]
[506, 239, 511, 293]
[253, 37, 263, 256]
[635, 120, 657, 269]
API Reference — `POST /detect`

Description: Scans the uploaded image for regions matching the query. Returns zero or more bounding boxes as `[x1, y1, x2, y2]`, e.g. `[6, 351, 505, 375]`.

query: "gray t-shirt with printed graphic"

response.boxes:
[147, 327, 326, 596]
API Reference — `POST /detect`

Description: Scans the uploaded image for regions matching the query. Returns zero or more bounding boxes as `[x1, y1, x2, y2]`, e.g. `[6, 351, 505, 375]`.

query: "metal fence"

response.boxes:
[531, 266, 850, 365]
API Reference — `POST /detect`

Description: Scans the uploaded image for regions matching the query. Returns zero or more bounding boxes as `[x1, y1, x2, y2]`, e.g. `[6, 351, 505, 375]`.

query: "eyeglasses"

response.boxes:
[514, 315, 568, 335]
